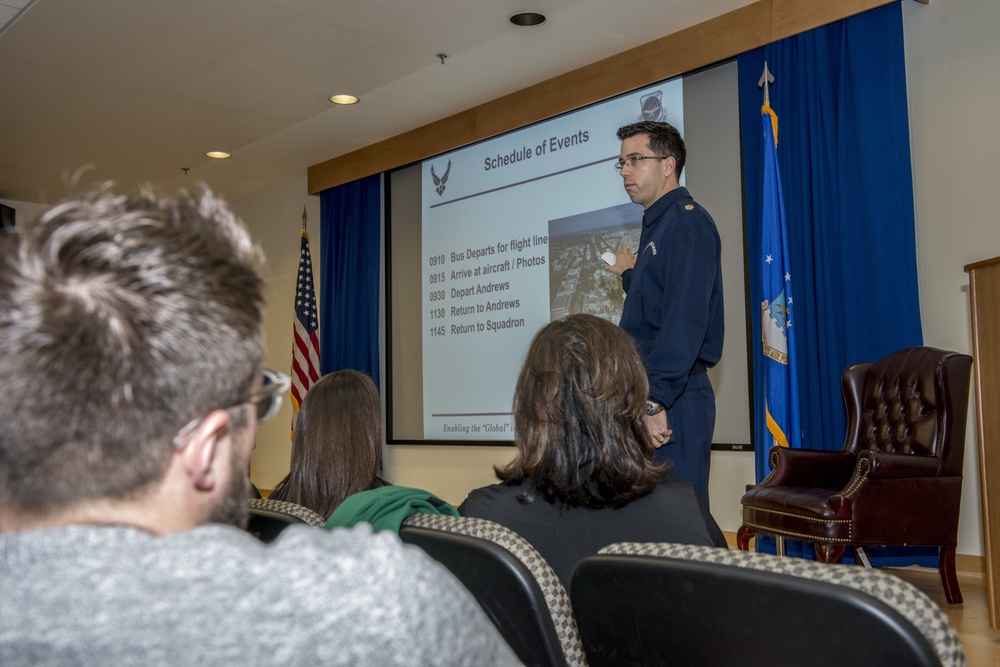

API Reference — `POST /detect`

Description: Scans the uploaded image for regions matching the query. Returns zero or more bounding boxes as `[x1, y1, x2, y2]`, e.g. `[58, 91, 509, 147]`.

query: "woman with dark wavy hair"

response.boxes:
[270, 370, 388, 519]
[459, 314, 725, 587]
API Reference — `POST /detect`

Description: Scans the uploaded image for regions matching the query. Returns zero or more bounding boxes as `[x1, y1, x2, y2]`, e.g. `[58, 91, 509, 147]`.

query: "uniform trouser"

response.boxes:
[652, 372, 715, 509]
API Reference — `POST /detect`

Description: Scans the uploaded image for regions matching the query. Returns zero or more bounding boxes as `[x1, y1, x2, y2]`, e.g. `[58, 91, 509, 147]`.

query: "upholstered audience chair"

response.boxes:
[737, 346, 973, 603]
[246, 498, 325, 543]
[570, 542, 965, 667]
[400, 513, 587, 667]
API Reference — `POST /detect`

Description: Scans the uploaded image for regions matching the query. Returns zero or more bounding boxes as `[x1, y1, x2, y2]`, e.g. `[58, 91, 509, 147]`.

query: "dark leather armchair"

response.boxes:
[737, 346, 973, 603]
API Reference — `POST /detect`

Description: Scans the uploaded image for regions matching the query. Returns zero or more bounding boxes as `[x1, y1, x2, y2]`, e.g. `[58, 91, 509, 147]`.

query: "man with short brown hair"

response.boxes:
[0, 184, 520, 666]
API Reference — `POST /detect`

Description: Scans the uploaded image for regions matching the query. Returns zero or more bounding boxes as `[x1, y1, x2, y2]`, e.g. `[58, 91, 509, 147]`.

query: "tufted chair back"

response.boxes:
[844, 346, 969, 476]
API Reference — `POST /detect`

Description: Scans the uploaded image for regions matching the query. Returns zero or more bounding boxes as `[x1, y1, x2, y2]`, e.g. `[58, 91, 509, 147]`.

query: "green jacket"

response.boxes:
[325, 485, 459, 533]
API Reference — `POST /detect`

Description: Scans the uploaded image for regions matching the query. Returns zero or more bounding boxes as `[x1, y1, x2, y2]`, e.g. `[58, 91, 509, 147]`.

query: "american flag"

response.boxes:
[291, 212, 321, 437]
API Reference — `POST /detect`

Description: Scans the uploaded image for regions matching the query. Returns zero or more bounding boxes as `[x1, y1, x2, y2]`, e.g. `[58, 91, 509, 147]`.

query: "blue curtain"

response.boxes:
[319, 174, 382, 387]
[739, 2, 927, 565]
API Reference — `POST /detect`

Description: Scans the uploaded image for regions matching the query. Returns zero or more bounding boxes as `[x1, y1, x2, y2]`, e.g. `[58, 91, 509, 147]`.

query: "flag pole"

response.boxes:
[760, 62, 778, 146]
[757, 60, 796, 556]
[301, 206, 307, 232]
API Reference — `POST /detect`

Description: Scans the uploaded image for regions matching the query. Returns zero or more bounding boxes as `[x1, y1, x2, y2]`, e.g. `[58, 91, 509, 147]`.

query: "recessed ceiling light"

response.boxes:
[206, 151, 231, 159]
[329, 94, 360, 105]
[509, 11, 546, 27]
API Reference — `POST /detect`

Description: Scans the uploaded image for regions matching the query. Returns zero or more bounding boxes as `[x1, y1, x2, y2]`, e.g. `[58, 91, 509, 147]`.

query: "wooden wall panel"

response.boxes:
[772, 0, 894, 41]
[966, 256, 1000, 628]
[308, 0, 897, 194]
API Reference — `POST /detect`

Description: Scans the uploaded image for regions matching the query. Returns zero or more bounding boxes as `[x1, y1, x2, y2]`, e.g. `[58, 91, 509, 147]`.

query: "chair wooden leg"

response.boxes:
[939, 546, 963, 605]
[736, 525, 755, 551]
[813, 543, 846, 563]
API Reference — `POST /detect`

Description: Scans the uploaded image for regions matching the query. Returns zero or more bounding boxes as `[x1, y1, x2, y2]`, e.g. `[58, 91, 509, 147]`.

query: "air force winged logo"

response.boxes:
[431, 159, 451, 196]
[638, 90, 665, 121]
[761, 288, 791, 365]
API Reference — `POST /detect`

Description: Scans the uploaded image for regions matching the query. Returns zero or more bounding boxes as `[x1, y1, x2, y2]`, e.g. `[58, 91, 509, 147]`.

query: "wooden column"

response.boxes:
[966, 256, 1000, 628]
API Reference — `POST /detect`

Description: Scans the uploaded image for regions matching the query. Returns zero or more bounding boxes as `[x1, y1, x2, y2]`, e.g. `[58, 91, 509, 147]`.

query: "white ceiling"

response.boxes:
[0, 0, 754, 205]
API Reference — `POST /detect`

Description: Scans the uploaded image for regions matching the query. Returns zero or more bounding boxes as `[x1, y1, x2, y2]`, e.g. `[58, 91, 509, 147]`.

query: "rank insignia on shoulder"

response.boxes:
[685, 204, 695, 210]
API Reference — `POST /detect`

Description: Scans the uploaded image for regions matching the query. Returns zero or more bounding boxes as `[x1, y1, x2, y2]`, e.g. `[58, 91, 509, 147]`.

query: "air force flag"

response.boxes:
[760, 100, 802, 480]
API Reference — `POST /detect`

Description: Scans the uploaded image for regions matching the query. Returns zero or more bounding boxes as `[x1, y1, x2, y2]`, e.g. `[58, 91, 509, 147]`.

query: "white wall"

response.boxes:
[224, 0, 1000, 554]
[902, 0, 1000, 558]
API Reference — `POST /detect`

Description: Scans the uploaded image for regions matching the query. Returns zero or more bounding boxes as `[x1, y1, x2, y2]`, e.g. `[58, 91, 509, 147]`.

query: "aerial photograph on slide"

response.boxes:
[548, 202, 641, 323]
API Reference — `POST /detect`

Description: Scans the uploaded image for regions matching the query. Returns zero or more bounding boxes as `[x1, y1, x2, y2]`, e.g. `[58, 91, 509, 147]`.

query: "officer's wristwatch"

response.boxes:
[646, 400, 664, 416]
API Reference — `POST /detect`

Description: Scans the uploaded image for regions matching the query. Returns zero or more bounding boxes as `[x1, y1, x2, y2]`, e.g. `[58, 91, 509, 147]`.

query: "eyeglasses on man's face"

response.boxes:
[614, 155, 669, 171]
[249, 369, 292, 423]
[172, 369, 291, 448]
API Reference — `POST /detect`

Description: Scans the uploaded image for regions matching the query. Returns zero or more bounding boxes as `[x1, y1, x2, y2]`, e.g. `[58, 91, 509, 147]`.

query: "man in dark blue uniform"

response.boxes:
[605, 121, 724, 507]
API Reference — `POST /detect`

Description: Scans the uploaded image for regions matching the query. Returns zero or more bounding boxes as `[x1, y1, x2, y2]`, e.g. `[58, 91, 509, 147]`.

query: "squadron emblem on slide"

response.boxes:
[639, 90, 665, 121]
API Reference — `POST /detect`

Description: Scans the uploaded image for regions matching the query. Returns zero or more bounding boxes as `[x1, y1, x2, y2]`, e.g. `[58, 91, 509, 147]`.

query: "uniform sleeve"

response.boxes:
[646, 213, 720, 409]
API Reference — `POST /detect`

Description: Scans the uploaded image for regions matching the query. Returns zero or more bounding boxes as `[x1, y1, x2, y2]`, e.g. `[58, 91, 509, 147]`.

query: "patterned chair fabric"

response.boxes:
[590, 542, 965, 667]
[245, 498, 325, 543]
[402, 513, 587, 667]
[737, 346, 973, 604]
[248, 498, 325, 526]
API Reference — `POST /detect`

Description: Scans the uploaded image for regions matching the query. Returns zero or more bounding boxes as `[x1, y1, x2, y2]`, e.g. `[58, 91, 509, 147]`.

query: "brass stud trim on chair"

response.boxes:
[834, 457, 871, 499]
[743, 520, 853, 543]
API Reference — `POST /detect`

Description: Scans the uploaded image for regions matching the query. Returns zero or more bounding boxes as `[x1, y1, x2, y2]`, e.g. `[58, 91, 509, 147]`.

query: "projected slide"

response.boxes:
[420, 81, 683, 439]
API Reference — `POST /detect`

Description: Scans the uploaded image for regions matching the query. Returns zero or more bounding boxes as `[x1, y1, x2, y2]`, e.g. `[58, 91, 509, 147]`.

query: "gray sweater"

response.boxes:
[0, 522, 522, 666]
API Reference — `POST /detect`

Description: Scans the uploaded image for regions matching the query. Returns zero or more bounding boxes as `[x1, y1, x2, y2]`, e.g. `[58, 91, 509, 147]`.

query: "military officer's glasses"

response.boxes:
[614, 155, 669, 171]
